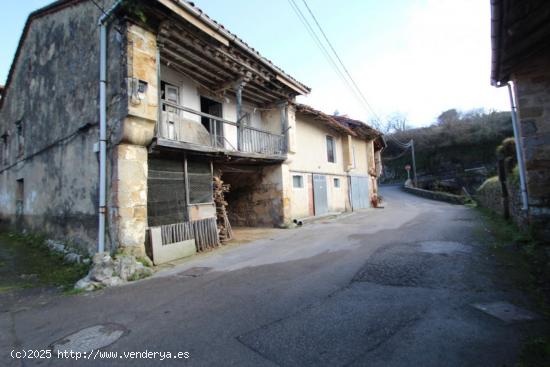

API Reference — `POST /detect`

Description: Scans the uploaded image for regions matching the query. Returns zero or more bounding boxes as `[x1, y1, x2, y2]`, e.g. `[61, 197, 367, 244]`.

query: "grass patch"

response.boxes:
[0, 231, 90, 293]
[476, 208, 550, 366]
[517, 336, 550, 367]
[476, 208, 548, 311]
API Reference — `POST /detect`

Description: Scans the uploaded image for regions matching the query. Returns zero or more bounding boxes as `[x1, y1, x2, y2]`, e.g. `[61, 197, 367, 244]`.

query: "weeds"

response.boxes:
[0, 231, 90, 293]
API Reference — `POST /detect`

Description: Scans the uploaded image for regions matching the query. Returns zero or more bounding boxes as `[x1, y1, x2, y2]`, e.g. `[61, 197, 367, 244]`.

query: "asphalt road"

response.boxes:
[0, 186, 545, 366]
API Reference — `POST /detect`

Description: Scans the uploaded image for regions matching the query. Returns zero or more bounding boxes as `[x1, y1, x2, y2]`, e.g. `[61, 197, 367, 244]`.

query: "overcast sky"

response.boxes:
[1, 0, 509, 127]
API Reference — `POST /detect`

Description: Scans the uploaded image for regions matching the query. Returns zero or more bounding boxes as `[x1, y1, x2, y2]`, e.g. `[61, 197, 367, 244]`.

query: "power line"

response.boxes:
[300, 0, 380, 123]
[296, 0, 411, 149]
[381, 146, 411, 161]
[287, 0, 372, 117]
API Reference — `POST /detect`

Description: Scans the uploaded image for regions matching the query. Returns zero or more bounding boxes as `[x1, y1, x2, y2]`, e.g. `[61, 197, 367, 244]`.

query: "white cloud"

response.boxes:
[298, 0, 509, 127]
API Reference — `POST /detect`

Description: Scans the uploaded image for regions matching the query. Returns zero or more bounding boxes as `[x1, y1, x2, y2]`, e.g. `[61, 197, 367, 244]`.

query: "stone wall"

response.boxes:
[107, 23, 157, 257]
[475, 177, 504, 215]
[223, 164, 285, 227]
[513, 50, 550, 240]
[0, 0, 127, 253]
[402, 186, 466, 205]
[475, 174, 527, 229]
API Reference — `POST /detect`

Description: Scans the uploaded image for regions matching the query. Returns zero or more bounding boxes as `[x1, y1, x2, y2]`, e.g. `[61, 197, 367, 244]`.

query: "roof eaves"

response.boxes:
[172, 0, 311, 95]
[490, 0, 506, 86]
[332, 115, 382, 139]
[294, 103, 356, 136]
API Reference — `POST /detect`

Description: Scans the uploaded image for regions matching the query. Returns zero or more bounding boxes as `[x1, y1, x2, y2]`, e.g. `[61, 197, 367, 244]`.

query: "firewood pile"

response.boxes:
[213, 174, 233, 242]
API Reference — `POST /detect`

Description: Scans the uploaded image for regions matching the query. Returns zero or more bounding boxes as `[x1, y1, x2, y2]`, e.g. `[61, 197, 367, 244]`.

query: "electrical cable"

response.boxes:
[296, 0, 411, 149]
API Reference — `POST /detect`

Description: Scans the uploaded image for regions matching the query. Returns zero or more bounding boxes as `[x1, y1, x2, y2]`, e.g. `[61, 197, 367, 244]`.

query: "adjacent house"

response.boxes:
[490, 0, 550, 241]
[0, 0, 382, 261]
[288, 105, 383, 220]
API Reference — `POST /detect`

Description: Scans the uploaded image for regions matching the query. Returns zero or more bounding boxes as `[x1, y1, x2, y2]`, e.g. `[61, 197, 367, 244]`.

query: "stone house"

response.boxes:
[0, 0, 382, 259]
[491, 0, 550, 241]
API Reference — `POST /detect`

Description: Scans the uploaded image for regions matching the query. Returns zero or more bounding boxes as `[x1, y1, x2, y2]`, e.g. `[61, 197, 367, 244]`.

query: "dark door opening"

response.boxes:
[200, 97, 223, 147]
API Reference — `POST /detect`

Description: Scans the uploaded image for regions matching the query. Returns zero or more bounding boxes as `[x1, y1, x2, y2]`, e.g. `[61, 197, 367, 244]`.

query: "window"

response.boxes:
[326, 136, 336, 163]
[161, 81, 179, 104]
[1, 132, 8, 166]
[292, 175, 303, 188]
[333, 178, 340, 188]
[161, 81, 180, 114]
[187, 160, 213, 204]
[16, 179, 24, 216]
[16, 121, 24, 158]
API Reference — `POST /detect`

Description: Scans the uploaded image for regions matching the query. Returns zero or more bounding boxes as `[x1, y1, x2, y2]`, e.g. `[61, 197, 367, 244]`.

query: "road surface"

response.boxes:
[0, 186, 544, 366]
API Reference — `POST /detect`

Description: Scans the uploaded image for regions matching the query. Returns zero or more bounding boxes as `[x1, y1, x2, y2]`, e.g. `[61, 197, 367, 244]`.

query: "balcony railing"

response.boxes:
[157, 100, 285, 157]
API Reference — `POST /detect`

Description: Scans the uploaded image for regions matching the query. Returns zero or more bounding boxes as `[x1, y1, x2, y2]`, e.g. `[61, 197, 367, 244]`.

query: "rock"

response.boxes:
[82, 258, 91, 265]
[64, 253, 81, 264]
[136, 256, 153, 268]
[101, 276, 124, 287]
[89, 254, 116, 283]
[74, 275, 99, 291]
[114, 255, 138, 281]
[20, 273, 38, 280]
[74, 252, 154, 291]
[46, 239, 66, 253]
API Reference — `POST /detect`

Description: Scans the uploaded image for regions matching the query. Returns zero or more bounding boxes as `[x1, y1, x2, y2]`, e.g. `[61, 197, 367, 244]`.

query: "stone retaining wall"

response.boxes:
[475, 175, 527, 229]
[402, 186, 466, 205]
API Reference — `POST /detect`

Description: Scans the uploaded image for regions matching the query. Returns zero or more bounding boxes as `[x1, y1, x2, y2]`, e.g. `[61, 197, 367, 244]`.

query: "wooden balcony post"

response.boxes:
[236, 82, 243, 151]
[279, 102, 288, 153]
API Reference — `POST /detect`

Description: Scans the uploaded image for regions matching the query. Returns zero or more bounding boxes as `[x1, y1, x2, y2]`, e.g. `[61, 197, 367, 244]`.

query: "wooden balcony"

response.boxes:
[154, 101, 286, 161]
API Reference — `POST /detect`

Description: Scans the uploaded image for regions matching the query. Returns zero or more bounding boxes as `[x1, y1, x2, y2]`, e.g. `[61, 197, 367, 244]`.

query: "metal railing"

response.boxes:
[158, 100, 285, 156]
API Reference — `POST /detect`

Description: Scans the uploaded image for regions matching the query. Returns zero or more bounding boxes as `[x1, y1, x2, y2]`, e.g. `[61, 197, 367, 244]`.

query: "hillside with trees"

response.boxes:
[381, 109, 514, 194]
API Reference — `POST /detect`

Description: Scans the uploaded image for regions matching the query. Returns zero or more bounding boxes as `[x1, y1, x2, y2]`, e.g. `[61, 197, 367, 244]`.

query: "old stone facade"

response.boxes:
[0, 0, 381, 259]
[491, 0, 550, 241]
[0, 0, 127, 253]
[512, 51, 550, 240]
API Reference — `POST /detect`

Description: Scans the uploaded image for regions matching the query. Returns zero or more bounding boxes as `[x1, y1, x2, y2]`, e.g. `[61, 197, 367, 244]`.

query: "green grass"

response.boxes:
[0, 231, 90, 293]
[517, 336, 550, 367]
[475, 208, 550, 367]
[476, 208, 547, 305]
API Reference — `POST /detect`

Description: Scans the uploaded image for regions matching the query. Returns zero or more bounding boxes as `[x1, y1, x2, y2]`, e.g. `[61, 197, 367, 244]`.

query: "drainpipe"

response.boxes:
[97, 0, 123, 253]
[506, 82, 529, 211]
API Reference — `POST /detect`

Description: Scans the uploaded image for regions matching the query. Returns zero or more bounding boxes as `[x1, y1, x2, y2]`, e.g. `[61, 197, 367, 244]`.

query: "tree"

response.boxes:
[384, 112, 410, 133]
[437, 109, 459, 126]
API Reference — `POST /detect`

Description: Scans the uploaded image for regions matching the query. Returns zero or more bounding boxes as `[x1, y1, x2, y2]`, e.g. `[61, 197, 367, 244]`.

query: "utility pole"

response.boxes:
[411, 139, 418, 187]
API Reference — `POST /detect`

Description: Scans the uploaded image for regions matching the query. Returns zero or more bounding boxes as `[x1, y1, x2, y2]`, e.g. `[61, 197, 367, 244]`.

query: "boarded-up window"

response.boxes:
[0, 133, 7, 166]
[16, 179, 24, 216]
[187, 160, 212, 204]
[147, 158, 187, 226]
[16, 121, 24, 158]
[326, 136, 336, 163]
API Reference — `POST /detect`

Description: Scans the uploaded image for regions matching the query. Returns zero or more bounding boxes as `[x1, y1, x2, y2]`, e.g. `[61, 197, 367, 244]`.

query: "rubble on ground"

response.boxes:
[74, 253, 154, 291]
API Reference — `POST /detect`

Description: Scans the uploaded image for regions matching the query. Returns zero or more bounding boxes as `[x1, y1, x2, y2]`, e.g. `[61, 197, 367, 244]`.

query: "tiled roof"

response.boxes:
[172, 1, 310, 94]
[294, 103, 356, 136]
[1, 0, 310, 110]
[332, 115, 381, 139]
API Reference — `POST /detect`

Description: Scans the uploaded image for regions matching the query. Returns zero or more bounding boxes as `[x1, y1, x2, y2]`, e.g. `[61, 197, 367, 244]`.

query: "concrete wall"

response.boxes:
[512, 51, 550, 240]
[288, 114, 347, 174]
[285, 113, 353, 219]
[0, 0, 127, 253]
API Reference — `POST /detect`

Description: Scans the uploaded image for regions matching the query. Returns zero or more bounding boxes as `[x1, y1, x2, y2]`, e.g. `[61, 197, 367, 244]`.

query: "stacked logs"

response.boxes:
[213, 174, 233, 242]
